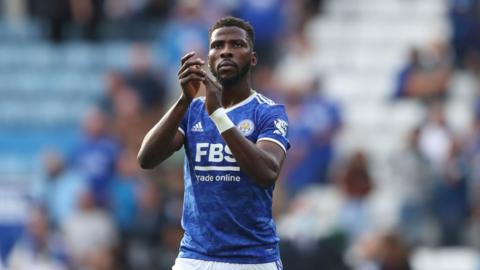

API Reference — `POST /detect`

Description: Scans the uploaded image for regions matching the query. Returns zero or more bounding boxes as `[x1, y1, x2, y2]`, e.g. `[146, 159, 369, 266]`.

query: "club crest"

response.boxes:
[237, 119, 255, 136]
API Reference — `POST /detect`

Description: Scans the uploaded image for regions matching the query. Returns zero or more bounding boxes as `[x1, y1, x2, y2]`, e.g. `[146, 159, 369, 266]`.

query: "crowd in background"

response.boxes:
[1, 0, 480, 270]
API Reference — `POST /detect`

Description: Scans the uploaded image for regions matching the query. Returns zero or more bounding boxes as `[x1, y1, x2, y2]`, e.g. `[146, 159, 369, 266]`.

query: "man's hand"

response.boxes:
[178, 51, 206, 102]
[204, 70, 222, 115]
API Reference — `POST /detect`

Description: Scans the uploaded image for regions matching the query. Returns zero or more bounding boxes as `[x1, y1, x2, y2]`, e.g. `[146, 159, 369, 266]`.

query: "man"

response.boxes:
[138, 16, 290, 270]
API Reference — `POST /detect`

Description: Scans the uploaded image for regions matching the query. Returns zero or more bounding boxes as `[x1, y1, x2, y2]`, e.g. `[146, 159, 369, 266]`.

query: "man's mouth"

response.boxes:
[218, 61, 237, 70]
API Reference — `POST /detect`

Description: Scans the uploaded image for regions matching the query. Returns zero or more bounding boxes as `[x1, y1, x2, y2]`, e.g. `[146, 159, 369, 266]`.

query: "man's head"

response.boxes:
[209, 16, 255, 49]
[208, 17, 257, 86]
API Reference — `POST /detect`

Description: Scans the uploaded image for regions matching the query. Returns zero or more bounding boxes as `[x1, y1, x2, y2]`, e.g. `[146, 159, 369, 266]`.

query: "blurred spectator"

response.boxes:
[464, 115, 480, 248]
[281, 82, 342, 197]
[70, 0, 103, 41]
[62, 190, 118, 269]
[393, 43, 452, 103]
[276, 185, 349, 270]
[99, 70, 127, 117]
[102, 45, 167, 155]
[394, 48, 422, 98]
[415, 102, 470, 246]
[111, 86, 152, 155]
[124, 43, 167, 112]
[110, 150, 141, 270]
[350, 232, 411, 270]
[111, 150, 139, 234]
[391, 127, 435, 246]
[41, 0, 71, 43]
[465, 114, 480, 196]
[336, 151, 374, 242]
[34, 0, 102, 43]
[32, 150, 86, 229]
[448, 0, 480, 69]
[149, 169, 185, 270]
[276, 31, 341, 196]
[377, 233, 412, 270]
[161, 168, 184, 223]
[157, 222, 184, 270]
[418, 102, 453, 173]
[432, 139, 470, 246]
[110, 151, 140, 269]
[71, 106, 120, 206]
[7, 207, 70, 270]
[126, 180, 167, 270]
[153, 0, 209, 90]
[275, 31, 319, 93]
[280, 231, 349, 270]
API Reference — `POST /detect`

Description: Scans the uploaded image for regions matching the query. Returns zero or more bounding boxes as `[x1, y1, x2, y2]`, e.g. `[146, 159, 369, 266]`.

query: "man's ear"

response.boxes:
[251, 51, 258, 67]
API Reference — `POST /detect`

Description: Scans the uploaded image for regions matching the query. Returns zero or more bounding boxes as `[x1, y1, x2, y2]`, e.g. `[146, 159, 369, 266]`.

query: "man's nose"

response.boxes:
[220, 46, 233, 58]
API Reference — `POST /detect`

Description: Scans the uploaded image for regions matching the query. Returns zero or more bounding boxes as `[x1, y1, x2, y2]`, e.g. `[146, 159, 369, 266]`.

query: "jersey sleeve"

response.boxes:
[256, 104, 291, 154]
[178, 97, 204, 136]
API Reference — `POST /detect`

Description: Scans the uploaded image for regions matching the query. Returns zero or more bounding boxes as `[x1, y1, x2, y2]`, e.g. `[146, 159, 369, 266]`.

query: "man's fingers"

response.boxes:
[180, 51, 195, 65]
[178, 58, 206, 75]
[180, 74, 206, 85]
[178, 66, 207, 79]
[205, 71, 222, 90]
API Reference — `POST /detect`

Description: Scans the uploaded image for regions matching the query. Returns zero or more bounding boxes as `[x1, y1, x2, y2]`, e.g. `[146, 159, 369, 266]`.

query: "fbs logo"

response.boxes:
[195, 143, 236, 163]
[273, 119, 288, 137]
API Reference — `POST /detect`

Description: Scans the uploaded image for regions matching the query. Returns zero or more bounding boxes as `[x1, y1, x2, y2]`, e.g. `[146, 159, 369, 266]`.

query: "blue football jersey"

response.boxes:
[177, 91, 290, 264]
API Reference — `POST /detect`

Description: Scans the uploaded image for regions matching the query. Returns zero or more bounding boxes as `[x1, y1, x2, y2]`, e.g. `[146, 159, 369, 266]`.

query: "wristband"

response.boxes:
[210, 107, 235, 134]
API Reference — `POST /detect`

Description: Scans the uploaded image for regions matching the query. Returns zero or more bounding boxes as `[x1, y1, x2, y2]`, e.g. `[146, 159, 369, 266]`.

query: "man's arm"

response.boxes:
[137, 97, 188, 169]
[204, 77, 286, 188]
[137, 52, 206, 169]
[222, 129, 286, 188]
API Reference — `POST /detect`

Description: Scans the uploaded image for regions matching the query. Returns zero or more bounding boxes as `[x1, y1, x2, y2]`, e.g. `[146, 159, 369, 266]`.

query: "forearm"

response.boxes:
[222, 129, 281, 188]
[137, 96, 190, 169]
[202, 72, 284, 187]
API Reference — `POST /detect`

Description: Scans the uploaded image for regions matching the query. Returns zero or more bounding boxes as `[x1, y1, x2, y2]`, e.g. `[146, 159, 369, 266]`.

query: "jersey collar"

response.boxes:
[223, 90, 257, 113]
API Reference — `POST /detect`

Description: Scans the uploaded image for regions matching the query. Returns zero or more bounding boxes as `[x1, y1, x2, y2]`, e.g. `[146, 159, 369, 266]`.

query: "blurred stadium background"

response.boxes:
[1, 0, 480, 269]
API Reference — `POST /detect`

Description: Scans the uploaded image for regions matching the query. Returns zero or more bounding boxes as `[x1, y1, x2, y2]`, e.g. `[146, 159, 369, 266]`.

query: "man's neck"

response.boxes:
[221, 80, 253, 108]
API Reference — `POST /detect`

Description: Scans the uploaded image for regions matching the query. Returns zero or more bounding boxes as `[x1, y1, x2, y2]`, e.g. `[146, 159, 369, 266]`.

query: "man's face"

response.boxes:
[208, 26, 256, 85]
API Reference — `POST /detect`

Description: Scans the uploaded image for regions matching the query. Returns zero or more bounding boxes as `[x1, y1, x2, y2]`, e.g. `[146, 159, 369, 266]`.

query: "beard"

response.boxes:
[211, 62, 251, 86]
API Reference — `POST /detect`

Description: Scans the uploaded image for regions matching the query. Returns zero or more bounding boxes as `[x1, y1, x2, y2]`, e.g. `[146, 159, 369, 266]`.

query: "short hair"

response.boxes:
[208, 16, 255, 48]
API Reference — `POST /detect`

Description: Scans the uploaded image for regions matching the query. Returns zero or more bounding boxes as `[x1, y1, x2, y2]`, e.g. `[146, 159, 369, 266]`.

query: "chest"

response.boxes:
[184, 106, 258, 164]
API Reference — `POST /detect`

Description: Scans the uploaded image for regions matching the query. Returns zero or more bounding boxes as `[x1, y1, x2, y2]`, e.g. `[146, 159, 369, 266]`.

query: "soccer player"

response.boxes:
[137, 16, 290, 270]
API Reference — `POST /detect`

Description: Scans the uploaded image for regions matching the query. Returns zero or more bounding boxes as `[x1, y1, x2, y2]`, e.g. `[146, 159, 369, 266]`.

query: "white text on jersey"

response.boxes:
[195, 143, 236, 163]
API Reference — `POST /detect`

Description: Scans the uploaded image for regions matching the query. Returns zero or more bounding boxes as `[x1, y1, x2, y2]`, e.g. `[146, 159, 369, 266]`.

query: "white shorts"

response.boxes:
[172, 258, 283, 270]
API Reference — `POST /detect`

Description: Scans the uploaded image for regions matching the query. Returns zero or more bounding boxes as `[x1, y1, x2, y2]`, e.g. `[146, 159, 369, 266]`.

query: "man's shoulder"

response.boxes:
[252, 92, 287, 118]
[253, 92, 277, 107]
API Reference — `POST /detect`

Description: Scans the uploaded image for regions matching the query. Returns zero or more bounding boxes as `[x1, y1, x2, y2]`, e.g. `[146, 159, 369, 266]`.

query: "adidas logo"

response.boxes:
[191, 122, 203, 132]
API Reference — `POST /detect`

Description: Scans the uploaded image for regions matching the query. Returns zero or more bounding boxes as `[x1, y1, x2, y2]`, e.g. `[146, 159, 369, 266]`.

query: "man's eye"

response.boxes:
[234, 42, 243, 48]
[212, 44, 222, 49]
